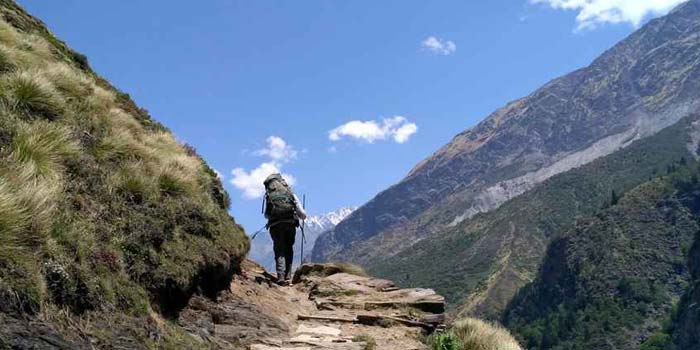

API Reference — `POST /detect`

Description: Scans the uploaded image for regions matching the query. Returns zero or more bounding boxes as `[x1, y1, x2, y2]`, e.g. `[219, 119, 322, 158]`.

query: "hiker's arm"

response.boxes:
[293, 194, 307, 220]
[263, 195, 270, 219]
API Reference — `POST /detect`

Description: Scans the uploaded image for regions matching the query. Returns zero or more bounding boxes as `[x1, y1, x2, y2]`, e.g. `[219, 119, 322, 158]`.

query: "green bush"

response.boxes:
[640, 332, 676, 350]
[430, 332, 462, 350]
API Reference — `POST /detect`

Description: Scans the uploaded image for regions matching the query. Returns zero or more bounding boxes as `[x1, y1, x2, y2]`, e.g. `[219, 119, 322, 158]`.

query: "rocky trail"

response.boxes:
[179, 260, 445, 349]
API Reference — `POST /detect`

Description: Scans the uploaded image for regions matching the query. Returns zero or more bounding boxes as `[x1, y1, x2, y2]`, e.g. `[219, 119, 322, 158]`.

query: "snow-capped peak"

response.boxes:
[305, 207, 356, 231]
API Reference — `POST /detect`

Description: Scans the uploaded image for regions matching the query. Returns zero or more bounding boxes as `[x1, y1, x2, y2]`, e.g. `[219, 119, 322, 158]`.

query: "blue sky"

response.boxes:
[18, 0, 684, 235]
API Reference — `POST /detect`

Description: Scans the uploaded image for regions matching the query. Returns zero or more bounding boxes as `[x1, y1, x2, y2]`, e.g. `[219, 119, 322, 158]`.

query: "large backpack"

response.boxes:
[264, 174, 296, 223]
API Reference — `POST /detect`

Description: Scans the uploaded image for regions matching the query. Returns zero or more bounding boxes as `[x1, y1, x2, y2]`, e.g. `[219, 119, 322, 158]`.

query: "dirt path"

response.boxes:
[178, 260, 445, 349]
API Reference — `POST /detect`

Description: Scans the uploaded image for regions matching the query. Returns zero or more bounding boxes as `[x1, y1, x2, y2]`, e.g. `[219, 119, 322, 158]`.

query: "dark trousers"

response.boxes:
[270, 222, 296, 282]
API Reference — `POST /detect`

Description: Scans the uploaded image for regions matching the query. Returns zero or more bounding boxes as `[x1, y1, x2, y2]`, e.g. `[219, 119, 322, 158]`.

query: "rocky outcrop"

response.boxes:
[178, 260, 446, 349]
[313, 0, 700, 267]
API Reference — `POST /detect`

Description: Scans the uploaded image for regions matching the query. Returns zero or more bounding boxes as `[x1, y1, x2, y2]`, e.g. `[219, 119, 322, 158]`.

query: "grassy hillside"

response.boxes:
[503, 162, 700, 350]
[369, 116, 700, 319]
[0, 1, 248, 346]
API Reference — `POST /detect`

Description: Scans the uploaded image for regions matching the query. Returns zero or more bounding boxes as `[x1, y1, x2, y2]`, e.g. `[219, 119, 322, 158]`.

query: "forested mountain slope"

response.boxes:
[370, 115, 700, 319]
[504, 158, 700, 350]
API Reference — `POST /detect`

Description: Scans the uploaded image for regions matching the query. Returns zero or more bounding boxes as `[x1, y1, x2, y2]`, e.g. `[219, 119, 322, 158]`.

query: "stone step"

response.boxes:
[295, 324, 342, 337]
[250, 343, 365, 350]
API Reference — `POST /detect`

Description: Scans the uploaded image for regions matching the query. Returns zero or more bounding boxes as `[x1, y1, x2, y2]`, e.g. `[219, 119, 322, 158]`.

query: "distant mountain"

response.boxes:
[250, 207, 355, 270]
[314, 0, 700, 268]
[300, 207, 356, 262]
[313, 0, 700, 318]
[305, 207, 356, 234]
[372, 116, 700, 319]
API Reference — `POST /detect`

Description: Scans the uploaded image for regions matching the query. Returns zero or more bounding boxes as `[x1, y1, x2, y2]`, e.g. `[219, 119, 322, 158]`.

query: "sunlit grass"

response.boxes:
[429, 318, 522, 350]
[10, 120, 78, 176]
[0, 70, 64, 120]
[44, 63, 92, 98]
[0, 11, 247, 330]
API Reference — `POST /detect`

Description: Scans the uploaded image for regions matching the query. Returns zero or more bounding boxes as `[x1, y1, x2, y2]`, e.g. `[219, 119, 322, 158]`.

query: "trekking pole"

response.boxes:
[250, 223, 267, 241]
[300, 195, 306, 262]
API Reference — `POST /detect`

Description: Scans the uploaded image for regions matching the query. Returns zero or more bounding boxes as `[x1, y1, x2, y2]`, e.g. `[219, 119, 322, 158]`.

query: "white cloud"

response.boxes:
[230, 162, 296, 199]
[531, 0, 686, 30]
[421, 36, 457, 55]
[254, 136, 297, 163]
[230, 136, 297, 199]
[394, 123, 419, 144]
[213, 169, 224, 180]
[329, 116, 418, 144]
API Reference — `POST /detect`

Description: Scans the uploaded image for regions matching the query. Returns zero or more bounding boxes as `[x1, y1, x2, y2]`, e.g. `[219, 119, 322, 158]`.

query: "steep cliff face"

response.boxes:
[313, 0, 700, 265]
[0, 0, 248, 346]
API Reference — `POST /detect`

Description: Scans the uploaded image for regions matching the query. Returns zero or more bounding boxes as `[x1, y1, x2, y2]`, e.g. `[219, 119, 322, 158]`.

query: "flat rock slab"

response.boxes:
[325, 273, 396, 292]
[295, 325, 342, 337]
[251, 343, 365, 350]
[250, 346, 312, 350]
[198, 260, 443, 350]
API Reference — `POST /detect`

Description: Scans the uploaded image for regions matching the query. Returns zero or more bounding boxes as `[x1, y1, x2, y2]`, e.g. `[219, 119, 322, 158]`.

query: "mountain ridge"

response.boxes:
[314, 0, 700, 268]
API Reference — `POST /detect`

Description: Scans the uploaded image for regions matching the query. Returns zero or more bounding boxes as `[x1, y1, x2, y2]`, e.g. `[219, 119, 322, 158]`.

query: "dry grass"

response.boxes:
[43, 63, 92, 98]
[0, 120, 77, 247]
[332, 262, 369, 277]
[0, 70, 64, 119]
[0, 21, 20, 46]
[10, 120, 78, 176]
[450, 318, 521, 350]
[0, 46, 16, 73]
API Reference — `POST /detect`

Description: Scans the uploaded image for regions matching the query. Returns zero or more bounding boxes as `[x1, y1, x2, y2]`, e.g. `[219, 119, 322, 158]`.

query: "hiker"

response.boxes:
[263, 173, 306, 285]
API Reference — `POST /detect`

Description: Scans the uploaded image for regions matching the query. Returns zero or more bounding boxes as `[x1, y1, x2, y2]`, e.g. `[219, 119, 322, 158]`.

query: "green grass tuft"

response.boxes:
[352, 334, 377, 350]
[429, 318, 521, 350]
[0, 70, 63, 120]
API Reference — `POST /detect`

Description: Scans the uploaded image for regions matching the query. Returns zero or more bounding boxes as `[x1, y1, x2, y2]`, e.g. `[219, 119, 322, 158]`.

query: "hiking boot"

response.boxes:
[275, 279, 291, 287]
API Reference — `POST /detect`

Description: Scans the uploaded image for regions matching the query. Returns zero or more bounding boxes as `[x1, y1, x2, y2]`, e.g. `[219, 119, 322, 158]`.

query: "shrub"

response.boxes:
[430, 332, 462, 350]
[640, 332, 676, 350]
[430, 318, 522, 350]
